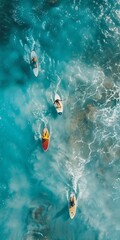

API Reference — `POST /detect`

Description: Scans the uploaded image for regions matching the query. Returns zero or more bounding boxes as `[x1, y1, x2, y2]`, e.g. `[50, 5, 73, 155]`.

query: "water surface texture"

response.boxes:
[0, 0, 120, 239]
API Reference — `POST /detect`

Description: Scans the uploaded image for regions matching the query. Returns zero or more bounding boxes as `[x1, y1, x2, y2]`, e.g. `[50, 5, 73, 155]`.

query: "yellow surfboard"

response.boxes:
[69, 194, 77, 219]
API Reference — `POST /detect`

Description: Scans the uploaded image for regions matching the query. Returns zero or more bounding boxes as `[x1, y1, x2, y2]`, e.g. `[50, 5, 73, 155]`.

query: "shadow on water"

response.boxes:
[53, 204, 69, 220]
[0, 0, 30, 45]
[24, 185, 56, 240]
[32, 0, 60, 13]
[50, 105, 59, 119]
[34, 0, 120, 80]
[0, 55, 31, 88]
[0, 0, 17, 45]
[45, 0, 60, 8]
[0, 41, 41, 87]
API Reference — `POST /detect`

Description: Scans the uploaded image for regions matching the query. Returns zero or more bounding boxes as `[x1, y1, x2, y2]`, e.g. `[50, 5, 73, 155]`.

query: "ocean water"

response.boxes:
[0, 0, 120, 239]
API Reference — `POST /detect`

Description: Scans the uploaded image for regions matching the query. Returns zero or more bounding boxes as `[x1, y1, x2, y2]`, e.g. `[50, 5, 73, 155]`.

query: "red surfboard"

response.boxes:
[41, 128, 50, 152]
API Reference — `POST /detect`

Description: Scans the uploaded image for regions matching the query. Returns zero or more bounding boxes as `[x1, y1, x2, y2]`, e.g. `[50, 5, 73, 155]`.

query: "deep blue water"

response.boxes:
[0, 0, 120, 239]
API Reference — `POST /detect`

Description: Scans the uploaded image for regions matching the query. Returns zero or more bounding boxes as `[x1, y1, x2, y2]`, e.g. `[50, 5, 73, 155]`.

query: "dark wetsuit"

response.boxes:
[32, 58, 37, 68]
[54, 99, 59, 104]
[70, 200, 74, 207]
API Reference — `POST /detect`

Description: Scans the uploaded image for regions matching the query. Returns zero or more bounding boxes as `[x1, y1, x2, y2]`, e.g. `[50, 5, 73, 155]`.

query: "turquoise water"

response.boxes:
[0, 0, 120, 239]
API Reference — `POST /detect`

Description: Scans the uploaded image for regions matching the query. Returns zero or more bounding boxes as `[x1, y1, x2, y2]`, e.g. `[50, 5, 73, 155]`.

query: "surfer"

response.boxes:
[54, 99, 61, 108]
[70, 196, 75, 207]
[42, 128, 50, 140]
[42, 130, 47, 139]
[32, 57, 37, 68]
[41, 128, 50, 151]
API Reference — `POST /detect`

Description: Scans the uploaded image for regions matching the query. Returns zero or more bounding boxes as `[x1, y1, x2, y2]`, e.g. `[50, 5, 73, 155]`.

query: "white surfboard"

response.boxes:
[69, 193, 77, 219]
[30, 51, 39, 77]
[54, 93, 63, 115]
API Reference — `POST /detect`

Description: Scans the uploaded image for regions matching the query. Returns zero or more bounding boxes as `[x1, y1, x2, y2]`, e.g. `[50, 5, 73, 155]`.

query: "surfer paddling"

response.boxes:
[54, 99, 62, 108]
[54, 93, 63, 114]
[70, 195, 75, 207]
[69, 194, 77, 219]
[32, 57, 37, 68]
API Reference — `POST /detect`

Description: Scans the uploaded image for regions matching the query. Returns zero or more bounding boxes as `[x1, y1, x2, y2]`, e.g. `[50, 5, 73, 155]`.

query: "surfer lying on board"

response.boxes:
[32, 57, 37, 68]
[70, 196, 75, 207]
[42, 129, 49, 140]
[54, 99, 62, 108]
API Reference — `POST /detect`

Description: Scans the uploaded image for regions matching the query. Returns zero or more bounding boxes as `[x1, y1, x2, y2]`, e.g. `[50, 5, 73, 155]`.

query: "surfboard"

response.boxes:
[54, 93, 63, 115]
[69, 193, 77, 219]
[30, 51, 39, 77]
[41, 128, 50, 152]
